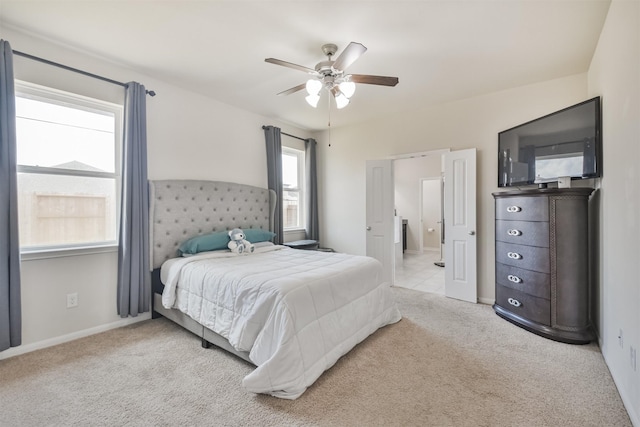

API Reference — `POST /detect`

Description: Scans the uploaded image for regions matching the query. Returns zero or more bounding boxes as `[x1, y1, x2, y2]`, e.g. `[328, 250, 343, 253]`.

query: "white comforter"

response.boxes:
[161, 245, 401, 399]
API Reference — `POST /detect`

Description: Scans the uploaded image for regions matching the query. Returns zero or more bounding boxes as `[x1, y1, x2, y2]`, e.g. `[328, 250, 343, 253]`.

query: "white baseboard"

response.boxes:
[0, 313, 151, 360]
[603, 351, 639, 427]
[624, 401, 639, 427]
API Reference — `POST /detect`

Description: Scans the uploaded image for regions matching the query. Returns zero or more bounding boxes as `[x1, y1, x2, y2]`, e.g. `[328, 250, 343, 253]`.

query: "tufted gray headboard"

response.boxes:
[149, 180, 276, 269]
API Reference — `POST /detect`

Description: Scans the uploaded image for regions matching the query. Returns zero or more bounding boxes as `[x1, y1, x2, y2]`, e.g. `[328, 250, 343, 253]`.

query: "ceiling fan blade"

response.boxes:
[332, 42, 367, 71]
[350, 74, 399, 87]
[277, 83, 306, 96]
[265, 58, 316, 74]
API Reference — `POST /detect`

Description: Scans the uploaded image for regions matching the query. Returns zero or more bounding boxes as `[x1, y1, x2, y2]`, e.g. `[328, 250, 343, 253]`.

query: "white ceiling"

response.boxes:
[0, 1, 610, 131]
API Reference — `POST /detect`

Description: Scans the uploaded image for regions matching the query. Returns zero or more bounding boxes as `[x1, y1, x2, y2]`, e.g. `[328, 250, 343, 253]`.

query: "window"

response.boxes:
[15, 81, 123, 251]
[282, 147, 305, 230]
[535, 154, 583, 182]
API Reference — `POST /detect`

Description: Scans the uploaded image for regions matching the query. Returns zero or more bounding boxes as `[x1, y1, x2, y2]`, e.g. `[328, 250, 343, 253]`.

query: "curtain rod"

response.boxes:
[12, 50, 156, 96]
[282, 131, 306, 142]
[262, 126, 306, 142]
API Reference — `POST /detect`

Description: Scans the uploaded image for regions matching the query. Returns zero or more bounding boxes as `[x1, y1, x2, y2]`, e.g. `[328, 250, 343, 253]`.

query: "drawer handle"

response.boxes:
[507, 229, 522, 236]
[508, 297, 522, 307]
[507, 252, 522, 260]
[508, 274, 522, 283]
[506, 206, 522, 213]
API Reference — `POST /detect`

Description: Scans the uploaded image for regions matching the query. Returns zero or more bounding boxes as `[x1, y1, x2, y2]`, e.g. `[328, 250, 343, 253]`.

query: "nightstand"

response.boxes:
[284, 239, 319, 250]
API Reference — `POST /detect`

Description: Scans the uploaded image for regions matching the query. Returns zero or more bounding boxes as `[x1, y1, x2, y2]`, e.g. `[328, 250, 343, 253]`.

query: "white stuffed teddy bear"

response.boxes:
[227, 228, 254, 254]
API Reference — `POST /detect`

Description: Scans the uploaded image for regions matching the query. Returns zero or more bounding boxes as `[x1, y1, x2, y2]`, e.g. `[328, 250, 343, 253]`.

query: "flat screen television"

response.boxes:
[498, 97, 601, 188]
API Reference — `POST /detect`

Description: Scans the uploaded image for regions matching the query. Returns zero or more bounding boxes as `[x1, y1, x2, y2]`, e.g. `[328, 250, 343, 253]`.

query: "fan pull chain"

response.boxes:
[327, 94, 332, 147]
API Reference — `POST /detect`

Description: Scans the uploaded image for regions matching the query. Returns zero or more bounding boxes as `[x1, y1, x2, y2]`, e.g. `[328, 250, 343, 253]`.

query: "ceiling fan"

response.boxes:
[265, 42, 399, 109]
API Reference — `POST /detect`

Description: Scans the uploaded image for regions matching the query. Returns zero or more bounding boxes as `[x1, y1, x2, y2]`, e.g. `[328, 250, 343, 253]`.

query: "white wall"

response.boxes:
[317, 74, 588, 302]
[420, 179, 442, 250]
[0, 27, 310, 358]
[587, 0, 640, 423]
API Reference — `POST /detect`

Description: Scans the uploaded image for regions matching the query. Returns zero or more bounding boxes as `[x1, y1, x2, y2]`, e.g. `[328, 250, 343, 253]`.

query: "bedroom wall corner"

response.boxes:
[587, 0, 640, 424]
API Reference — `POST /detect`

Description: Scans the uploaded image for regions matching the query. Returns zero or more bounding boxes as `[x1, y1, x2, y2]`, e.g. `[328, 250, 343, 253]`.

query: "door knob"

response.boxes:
[468, 231, 475, 235]
[366, 226, 371, 231]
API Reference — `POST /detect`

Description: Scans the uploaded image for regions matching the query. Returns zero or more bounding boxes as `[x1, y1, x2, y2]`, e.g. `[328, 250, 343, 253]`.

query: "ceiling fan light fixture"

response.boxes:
[334, 92, 350, 109]
[305, 79, 322, 96]
[266, 42, 399, 113]
[305, 93, 320, 108]
[339, 81, 356, 98]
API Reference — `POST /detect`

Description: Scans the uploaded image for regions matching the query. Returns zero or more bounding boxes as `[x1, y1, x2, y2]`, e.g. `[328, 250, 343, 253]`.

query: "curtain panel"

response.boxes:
[263, 125, 284, 244]
[0, 40, 22, 351]
[117, 82, 150, 317]
[305, 138, 319, 242]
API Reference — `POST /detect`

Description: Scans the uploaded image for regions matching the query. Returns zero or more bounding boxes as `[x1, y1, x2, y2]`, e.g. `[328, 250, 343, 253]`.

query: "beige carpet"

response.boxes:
[0, 287, 631, 427]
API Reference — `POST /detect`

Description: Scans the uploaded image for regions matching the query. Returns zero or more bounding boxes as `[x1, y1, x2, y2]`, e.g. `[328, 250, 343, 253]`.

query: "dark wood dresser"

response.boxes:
[492, 187, 594, 344]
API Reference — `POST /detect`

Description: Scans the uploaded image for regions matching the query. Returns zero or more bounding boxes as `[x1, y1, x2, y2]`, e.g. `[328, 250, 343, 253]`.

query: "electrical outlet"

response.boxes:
[619, 329, 624, 348]
[66, 293, 78, 308]
[631, 346, 637, 371]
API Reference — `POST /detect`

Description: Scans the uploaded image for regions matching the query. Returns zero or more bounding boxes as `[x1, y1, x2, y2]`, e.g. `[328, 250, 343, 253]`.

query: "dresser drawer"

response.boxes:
[496, 262, 550, 299]
[495, 196, 549, 221]
[496, 241, 550, 273]
[496, 284, 550, 326]
[495, 220, 549, 247]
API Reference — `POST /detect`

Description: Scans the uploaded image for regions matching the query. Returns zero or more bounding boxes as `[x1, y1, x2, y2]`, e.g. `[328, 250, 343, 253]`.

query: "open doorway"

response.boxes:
[366, 149, 477, 302]
[393, 152, 445, 295]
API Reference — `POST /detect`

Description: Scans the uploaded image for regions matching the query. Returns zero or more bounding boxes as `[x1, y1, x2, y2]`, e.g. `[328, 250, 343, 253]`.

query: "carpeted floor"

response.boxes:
[0, 287, 631, 427]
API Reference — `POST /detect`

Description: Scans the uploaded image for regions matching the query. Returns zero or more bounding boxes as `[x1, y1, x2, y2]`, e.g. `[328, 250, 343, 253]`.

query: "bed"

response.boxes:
[149, 179, 401, 399]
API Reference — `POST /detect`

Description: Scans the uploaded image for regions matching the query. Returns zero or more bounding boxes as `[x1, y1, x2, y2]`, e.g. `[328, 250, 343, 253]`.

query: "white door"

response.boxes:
[365, 159, 394, 285]
[444, 149, 477, 303]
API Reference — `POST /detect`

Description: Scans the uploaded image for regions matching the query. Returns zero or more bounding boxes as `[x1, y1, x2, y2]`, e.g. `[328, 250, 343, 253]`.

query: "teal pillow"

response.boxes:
[243, 229, 276, 243]
[179, 231, 230, 255]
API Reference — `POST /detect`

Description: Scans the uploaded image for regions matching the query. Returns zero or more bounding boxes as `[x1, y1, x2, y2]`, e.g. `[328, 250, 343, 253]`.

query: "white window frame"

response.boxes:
[282, 146, 306, 232]
[15, 80, 123, 258]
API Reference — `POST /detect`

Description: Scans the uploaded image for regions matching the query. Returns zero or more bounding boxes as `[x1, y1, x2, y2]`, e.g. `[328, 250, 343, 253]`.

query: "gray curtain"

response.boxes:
[117, 82, 150, 317]
[305, 138, 319, 241]
[263, 125, 283, 244]
[0, 40, 22, 351]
